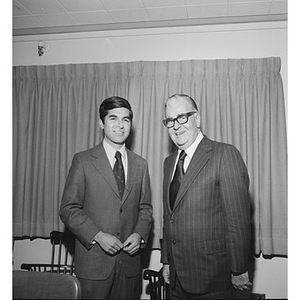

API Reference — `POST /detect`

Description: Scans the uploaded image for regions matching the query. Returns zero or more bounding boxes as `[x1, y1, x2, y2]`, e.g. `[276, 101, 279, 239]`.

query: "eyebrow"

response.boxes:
[166, 112, 193, 119]
[107, 113, 131, 120]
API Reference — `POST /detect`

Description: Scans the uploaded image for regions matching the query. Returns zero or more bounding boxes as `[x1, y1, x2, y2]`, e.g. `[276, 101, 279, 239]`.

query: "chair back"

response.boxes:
[20, 230, 75, 275]
[13, 270, 81, 299]
[50, 230, 75, 273]
[143, 268, 169, 300]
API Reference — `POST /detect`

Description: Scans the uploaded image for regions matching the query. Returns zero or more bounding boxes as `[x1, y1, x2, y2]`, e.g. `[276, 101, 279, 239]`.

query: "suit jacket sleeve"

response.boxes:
[161, 156, 171, 264]
[132, 161, 153, 246]
[220, 145, 251, 274]
[59, 153, 100, 249]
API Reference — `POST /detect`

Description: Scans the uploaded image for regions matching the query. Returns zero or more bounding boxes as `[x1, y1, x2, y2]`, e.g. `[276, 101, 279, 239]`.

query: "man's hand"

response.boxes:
[162, 264, 170, 284]
[94, 231, 123, 255]
[231, 271, 252, 291]
[123, 233, 141, 255]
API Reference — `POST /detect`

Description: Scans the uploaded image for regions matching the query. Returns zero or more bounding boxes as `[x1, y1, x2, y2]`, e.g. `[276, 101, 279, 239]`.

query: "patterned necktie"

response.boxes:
[169, 150, 187, 210]
[113, 151, 125, 198]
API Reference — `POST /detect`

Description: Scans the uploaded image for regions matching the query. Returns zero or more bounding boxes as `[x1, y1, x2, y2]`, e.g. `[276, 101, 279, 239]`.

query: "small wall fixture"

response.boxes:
[38, 41, 50, 57]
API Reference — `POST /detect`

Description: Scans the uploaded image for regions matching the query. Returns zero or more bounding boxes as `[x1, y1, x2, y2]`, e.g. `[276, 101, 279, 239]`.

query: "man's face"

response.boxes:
[165, 97, 200, 150]
[99, 107, 132, 149]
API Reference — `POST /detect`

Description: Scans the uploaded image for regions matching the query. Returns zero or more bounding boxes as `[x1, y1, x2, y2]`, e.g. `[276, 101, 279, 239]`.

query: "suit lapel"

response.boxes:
[172, 136, 212, 211]
[122, 150, 138, 204]
[90, 143, 121, 199]
[165, 152, 178, 212]
[91, 145, 139, 203]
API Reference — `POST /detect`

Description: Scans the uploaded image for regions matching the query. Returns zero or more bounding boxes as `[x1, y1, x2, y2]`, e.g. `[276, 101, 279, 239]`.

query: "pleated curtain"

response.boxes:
[13, 57, 287, 255]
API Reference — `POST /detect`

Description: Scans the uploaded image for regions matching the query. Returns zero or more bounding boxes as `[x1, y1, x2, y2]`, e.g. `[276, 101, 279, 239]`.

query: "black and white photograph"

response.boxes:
[10, 0, 291, 299]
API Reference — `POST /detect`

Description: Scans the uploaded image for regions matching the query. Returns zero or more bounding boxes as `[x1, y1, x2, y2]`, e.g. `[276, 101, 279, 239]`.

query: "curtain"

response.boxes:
[13, 58, 287, 255]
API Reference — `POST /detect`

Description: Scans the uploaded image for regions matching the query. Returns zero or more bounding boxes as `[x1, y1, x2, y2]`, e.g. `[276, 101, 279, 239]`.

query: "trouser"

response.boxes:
[77, 258, 141, 299]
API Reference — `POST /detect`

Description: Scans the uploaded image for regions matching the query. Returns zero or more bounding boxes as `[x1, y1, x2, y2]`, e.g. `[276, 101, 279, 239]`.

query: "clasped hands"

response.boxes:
[93, 231, 141, 256]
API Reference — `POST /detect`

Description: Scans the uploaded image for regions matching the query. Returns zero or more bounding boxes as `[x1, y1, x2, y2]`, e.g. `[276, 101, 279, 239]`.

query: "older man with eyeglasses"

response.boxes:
[161, 94, 252, 299]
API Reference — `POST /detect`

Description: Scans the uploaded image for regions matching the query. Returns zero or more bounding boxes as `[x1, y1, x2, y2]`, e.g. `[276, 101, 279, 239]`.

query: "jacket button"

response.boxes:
[172, 239, 176, 244]
[170, 219, 174, 223]
[120, 209, 123, 213]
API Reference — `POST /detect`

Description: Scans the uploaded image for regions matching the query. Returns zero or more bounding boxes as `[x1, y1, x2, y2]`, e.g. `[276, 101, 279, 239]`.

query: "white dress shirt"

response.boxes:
[103, 138, 128, 183]
[172, 131, 204, 179]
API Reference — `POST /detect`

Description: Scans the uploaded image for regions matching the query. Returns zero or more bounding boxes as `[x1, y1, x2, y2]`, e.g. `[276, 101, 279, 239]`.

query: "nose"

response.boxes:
[173, 120, 181, 130]
[117, 118, 124, 128]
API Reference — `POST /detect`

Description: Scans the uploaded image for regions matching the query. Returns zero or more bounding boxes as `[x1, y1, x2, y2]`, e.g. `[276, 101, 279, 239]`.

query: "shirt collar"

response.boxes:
[178, 131, 203, 160]
[103, 138, 126, 168]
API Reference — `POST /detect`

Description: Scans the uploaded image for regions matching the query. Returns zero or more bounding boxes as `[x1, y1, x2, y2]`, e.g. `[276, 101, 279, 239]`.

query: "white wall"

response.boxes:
[13, 21, 288, 299]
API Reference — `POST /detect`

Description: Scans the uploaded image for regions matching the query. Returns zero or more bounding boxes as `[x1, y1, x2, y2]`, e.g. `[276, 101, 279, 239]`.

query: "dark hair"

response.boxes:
[166, 94, 199, 111]
[99, 96, 133, 122]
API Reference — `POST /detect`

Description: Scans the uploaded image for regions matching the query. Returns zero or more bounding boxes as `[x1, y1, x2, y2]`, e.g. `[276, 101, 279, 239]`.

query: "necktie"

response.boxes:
[113, 151, 125, 198]
[169, 150, 187, 210]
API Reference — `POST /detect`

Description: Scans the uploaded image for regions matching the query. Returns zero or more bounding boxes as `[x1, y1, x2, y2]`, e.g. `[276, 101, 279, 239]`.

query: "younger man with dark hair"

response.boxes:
[60, 96, 153, 299]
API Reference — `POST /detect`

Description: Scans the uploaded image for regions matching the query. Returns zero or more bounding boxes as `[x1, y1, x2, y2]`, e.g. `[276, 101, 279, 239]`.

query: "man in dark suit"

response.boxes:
[161, 94, 252, 299]
[59, 96, 153, 299]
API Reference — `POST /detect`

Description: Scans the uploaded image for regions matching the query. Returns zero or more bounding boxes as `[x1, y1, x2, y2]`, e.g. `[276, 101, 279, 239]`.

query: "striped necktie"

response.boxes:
[169, 150, 187, 210]
[113, 151, 125, 198]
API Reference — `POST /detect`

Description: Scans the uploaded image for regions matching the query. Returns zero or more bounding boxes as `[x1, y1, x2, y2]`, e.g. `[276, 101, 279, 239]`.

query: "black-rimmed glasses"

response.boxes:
[163, 111, 197, 128]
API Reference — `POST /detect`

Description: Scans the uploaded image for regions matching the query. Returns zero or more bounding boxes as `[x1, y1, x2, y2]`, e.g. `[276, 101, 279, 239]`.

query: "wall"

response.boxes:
[13, 21, 288, 299]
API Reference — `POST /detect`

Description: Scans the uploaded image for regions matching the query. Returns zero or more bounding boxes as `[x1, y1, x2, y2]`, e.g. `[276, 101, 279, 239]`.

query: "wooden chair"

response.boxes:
[13, 270, 81, 299]
[143, 268, 169, 300]
[21, 230, 75, 275]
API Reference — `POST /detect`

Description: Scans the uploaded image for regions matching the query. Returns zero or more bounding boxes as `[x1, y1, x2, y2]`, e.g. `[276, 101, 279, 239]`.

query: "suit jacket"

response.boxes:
[59, 143, 153, 280]
[161, 136, 251, 293]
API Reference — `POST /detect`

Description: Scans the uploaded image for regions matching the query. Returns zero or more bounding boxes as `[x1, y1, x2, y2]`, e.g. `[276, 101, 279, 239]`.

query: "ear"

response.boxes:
[196, 113, 201, 128]
[99, 118, 104, 130]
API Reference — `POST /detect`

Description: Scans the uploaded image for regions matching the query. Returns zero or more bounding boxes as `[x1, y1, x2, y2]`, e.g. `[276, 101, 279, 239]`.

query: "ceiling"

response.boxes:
[13, 0, 287, 36]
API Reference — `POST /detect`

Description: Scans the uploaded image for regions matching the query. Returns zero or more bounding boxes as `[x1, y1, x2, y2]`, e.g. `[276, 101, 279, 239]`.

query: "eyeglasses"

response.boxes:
[162, 111, 197, 128]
